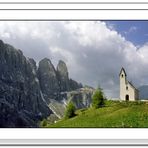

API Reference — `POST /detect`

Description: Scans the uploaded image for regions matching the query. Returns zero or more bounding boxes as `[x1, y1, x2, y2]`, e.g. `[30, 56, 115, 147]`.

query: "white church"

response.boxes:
[119, 68, 139, 101]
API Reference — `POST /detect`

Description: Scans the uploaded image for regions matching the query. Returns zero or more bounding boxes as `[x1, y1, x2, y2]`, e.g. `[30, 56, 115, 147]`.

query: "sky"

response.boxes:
[106, 21, 148, 47]
[0, 21, 148, 98]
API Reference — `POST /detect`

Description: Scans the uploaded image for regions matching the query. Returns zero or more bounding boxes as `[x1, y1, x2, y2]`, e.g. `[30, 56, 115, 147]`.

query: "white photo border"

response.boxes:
[0, 1, 148, 146]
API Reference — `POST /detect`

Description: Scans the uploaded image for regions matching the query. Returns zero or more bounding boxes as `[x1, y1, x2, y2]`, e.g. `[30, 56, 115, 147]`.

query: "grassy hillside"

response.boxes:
[42, 100, 148, 128]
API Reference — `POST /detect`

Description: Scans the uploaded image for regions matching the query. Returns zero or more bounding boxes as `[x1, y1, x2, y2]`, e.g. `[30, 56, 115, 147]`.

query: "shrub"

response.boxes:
[64, 101, 76, 119]
[42, 119, 48, 127]
[92, 88, 105, 109]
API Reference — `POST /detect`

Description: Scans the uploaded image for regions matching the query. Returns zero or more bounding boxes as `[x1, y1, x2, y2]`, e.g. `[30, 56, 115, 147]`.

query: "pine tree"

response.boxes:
[92, 87, 104, 109]
[64, 101, 76, 119]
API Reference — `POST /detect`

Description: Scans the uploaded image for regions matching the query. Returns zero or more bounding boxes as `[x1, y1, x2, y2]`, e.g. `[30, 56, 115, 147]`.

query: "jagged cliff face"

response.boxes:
[69, 79, 83, 91]
[38, 58, 60, 102]
[0, 40, 92, 127]
[57, 60, 69, 92]
[0, 40, 52, 127]
[67, 87, 94, 109]
[38, 58, 82, 101]
[48, 87, 95, 119]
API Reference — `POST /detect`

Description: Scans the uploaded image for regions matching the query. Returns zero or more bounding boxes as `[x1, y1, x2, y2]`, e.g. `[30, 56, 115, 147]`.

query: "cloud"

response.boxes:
[0, 21, 148, 98]
[124, 26, 137, 35]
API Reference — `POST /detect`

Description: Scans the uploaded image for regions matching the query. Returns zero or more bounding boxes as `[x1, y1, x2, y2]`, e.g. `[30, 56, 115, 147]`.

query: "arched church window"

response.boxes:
[121, 74, 123, 77]
[126, 86, 128, 90]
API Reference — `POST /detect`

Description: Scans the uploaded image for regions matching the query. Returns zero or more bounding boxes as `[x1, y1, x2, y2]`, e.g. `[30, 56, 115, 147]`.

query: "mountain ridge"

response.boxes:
[0, 40, 91, 127]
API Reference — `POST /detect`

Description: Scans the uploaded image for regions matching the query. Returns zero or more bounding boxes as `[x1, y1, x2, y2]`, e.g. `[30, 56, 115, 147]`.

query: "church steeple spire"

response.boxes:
[119, 67, 127, 77]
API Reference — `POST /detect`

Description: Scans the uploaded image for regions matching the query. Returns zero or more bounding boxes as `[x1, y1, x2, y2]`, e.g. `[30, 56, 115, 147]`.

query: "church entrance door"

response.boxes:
[125, 95, 129, 101]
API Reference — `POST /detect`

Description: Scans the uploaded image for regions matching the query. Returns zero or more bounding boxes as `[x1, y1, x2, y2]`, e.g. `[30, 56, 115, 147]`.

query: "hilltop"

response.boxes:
[43, 101, 148, 128]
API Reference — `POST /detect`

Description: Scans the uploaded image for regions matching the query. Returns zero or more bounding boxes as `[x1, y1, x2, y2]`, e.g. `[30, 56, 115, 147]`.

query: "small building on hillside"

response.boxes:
[119, 68, 139, 101]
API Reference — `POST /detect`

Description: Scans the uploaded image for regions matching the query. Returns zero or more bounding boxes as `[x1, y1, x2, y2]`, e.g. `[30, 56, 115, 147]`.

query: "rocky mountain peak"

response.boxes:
[57, 60, 69, 92]
[57, 60, 68, 73]
[0, 40, 87, 127]
[28, 58, 37, 72]
[57, 60, 68, 77]
[38, 58, 60, 102]
[39, 58, 58, 77]
[0, 40, 4, 47]
[0, 42, 52, 127]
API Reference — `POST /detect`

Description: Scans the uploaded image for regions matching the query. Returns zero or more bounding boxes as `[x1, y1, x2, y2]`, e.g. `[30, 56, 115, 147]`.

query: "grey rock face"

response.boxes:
[48, 99, 66, 119]
[0, 40, 52, 127]
[38, 58, 60, 102]
[38, 59, 82, 101]
[57, 60, 69, 92]
[28, 58, 37, 72]
[67, 87, 94, 109]
[69, 79, 83, 91]
[0, 39, 90, 127]
[48, 87, 95, 119]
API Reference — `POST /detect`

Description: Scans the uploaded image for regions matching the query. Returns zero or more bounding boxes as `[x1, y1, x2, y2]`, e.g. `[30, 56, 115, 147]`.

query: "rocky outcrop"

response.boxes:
[0, 39, 91, 127]
[0, 40, 52, 127]
[38, 58, 60, 102]
[28, 58, 37, 72]
[48, 99, 66, 118]
[67, 87, 94, 109]
[57, 60, 70, 92]
[48, 87, 95, 119]
[69, 79, 83, 91]
[38, 59, 82, 101]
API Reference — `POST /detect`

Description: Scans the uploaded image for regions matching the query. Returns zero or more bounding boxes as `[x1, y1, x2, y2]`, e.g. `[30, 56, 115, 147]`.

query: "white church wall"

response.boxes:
[126, 83, 135, 101]
[119, 68, 139, 101]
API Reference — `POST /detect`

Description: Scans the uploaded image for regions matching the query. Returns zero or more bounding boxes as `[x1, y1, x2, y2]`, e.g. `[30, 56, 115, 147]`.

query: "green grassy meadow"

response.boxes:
[41, 100, 148, 128]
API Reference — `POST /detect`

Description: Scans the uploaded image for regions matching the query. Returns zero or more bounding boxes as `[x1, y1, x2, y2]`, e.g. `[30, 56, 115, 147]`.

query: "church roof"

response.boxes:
[119, 67, 127, 76]
[127, 81, 139, 92]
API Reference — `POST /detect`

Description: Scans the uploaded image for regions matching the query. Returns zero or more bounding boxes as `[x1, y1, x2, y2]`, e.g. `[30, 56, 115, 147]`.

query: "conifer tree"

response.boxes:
[92, 87, 104, 109]
[64, 101, 76, 119]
